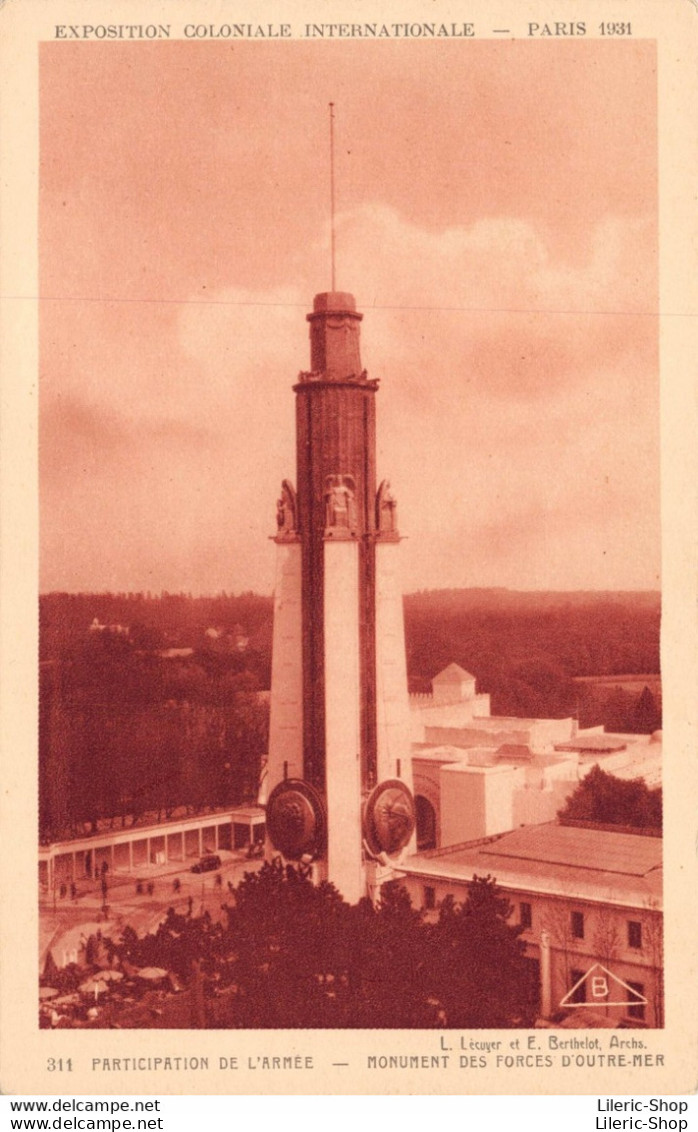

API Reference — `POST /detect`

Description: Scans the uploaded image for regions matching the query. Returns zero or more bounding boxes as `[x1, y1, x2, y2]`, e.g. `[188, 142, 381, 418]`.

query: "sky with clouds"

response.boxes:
[40, 38, 658, 595]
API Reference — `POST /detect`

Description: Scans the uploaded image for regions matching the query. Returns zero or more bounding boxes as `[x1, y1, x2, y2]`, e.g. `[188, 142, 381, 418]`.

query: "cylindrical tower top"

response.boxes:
[310, 291, 361, 315]
[306, 292, 364, 380]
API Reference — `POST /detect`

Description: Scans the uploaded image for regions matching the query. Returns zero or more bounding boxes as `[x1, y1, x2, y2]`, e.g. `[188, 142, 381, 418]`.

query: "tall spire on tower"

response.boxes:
[264, 104, 416, 903]
[329, 101, 337, 291]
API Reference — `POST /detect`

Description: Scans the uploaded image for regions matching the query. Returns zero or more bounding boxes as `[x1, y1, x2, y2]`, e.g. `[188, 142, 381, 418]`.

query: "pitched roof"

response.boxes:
[433, 663, 475, 683]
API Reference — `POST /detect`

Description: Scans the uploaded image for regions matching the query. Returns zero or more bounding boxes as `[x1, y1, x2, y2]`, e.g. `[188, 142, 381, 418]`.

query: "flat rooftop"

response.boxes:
[555, 736, 628, 753]
[481, 823, 661, 877]
[402, 823, 662, 908]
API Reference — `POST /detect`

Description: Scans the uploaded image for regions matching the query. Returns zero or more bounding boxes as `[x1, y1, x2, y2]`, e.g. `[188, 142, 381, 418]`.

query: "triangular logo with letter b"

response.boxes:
[559, 963, 647, 1009]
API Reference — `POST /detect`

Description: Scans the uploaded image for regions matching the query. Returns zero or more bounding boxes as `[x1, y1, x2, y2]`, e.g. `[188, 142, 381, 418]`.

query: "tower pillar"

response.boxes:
[324, 536, 364, 902]
[375, 536, 414, 798]
[266, 512, 303, 797]
[265, 292, 415, 900]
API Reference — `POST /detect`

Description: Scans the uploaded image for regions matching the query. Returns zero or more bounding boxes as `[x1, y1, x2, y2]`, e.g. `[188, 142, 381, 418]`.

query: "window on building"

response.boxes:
[569, 968, 586, 1004]
[627, 981, 646, 1020]
[571, 910, 585, 939]
[423, 886, 436, 911]
[627, 920, 642, 950]
[520, 901, 532, 929]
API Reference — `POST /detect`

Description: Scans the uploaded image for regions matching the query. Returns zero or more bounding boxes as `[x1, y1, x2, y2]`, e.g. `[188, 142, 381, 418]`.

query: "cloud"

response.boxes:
[40, 207, 658, 593]
[338, 205, 654, 312]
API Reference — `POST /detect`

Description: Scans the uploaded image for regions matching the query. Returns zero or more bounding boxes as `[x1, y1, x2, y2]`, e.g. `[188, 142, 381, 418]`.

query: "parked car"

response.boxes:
[191, 854, 221, 874]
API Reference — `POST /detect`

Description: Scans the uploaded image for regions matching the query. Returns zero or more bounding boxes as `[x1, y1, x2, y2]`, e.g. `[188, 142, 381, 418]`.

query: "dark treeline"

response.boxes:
[39, 588, 661, 840]
[41, 588, 660, 690]
[40, 629, 269, 842]
[40, 592, 274, 840]
[40, 591, 273, 667]
[404, 588, 661, 727]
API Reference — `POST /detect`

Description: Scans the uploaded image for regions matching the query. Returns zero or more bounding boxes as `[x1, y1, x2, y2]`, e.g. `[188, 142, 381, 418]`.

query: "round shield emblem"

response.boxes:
[363, 779, 416, 857]
[266, 779, 326, 861]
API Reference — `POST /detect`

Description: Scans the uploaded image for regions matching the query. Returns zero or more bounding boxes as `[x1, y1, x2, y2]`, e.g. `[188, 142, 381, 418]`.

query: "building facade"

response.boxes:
[400, 822, 663, 1026]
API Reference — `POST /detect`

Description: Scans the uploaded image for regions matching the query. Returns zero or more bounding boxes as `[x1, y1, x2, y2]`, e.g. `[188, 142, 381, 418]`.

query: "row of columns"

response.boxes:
[40, 820, 241, 891]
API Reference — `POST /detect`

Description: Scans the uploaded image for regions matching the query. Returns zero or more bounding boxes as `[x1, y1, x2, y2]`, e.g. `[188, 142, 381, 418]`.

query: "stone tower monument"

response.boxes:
[265, 290, 415, 903]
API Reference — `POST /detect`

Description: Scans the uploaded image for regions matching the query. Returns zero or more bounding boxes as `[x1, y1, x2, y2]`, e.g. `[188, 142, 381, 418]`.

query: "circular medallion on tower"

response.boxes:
[363, 779, 416, 858]
[266, 779, 326, 861]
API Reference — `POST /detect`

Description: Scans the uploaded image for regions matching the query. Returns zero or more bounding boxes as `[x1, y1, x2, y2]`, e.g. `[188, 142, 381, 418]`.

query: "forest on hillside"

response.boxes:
[39, 588, 661, 841]
[403, 589, 661, 727]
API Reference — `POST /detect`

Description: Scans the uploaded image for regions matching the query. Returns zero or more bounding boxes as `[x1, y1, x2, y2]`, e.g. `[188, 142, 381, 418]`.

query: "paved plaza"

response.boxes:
[39, 850, 263, 972]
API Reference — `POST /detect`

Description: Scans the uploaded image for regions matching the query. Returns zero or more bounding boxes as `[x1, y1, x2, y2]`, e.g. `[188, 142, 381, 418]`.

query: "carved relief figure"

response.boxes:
[276, 479, 297, 534]
[325, 475, 357, 530]
[376, 479, 398, 533]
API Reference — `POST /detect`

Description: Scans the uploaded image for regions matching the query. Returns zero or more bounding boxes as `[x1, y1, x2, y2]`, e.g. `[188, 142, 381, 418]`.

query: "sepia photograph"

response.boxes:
[1, 0, 696, 1097]
[36, 31, 664, 1033]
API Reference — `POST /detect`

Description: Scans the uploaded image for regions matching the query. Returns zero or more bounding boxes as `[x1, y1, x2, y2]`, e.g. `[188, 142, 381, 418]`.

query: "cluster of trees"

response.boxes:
[575, 682, 662, 735]
[40, 629, 268, 841]
[108, 863, 538, 1028]
[558, 765, 662, 832]
[40, 591, 273, 666]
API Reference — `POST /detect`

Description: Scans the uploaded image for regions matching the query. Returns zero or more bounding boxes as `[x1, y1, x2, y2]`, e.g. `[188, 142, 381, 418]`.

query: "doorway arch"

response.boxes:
[415, 794, 437, 851]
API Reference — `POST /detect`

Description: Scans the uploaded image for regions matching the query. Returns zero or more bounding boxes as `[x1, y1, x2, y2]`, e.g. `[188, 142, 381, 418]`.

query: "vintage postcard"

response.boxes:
[1, 0, 696, 1097]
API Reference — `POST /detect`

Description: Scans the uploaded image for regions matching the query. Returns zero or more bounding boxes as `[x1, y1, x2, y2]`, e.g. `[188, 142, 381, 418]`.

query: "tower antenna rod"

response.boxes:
[329, 101, 336, 291]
